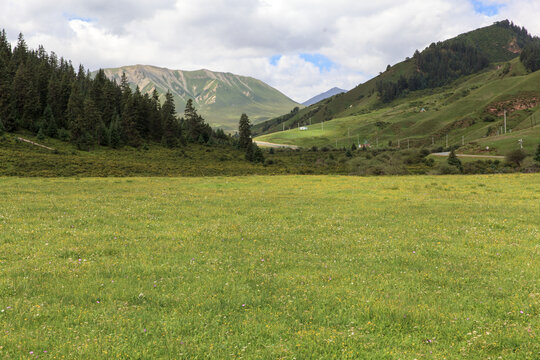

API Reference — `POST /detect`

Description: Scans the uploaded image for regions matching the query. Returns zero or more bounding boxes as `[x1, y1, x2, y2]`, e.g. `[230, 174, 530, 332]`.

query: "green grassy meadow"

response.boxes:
[1, 175, 539, 358]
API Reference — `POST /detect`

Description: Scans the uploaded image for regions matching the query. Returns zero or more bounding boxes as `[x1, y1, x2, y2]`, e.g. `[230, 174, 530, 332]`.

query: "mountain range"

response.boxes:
[302, 87, 347, 106]
[99, 66, 300, 131]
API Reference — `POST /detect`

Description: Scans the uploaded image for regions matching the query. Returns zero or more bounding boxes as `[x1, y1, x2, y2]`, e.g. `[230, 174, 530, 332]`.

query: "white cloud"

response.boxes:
[1, 0, 538, 102]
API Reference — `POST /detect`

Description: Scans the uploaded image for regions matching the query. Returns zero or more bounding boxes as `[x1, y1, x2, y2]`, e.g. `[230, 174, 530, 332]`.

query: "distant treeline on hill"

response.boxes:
[376, 20, 540, 103]
[0, 30, 229, 150]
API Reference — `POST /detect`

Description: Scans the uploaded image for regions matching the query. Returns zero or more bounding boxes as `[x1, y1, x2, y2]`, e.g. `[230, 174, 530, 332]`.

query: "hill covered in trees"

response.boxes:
[0, 31, 239, 152]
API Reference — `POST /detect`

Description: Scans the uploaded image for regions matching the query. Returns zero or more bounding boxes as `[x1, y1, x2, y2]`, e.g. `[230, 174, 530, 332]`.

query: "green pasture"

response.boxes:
[0, 175, 538, 358]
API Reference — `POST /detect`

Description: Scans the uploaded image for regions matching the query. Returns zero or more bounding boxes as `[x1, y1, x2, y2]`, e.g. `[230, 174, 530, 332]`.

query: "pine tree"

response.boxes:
[245, 143, 264, 163]
[42, 105, 57, 138]
[161, 91, 178, 148]
[66, 82, 84, 131]
[121, 95, 141, 147]
[108, 114, 122, 148]
[149, 89, 162, 141]
[447, 150, 462, 170]
[238, 113, 252, 149]
[183, 99, 209, 142]
[11, 33, 28, 68]
[0, 30, 12, 128]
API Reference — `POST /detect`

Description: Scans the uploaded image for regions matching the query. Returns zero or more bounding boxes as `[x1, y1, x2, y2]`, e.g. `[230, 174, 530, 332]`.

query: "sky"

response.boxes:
[1, 0, 539, 103]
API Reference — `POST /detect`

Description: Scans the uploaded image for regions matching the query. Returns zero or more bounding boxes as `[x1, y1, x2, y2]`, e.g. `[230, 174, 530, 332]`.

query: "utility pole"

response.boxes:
[504, 110, 507, 134]
[519, 139, 523, 149]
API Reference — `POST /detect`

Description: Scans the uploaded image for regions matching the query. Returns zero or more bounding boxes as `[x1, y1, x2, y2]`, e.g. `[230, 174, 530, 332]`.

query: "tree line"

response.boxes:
[0, 30, 233, 150]
[376, 40, 489, 103]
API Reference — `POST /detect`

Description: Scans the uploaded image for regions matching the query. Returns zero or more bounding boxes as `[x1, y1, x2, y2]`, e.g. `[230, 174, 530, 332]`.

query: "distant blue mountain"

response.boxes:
[302, 87, 347, 106]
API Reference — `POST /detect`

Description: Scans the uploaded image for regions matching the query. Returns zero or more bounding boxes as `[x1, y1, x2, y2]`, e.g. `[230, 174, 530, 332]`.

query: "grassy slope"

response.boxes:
[0, 175, 538, 358]
[256, 60, 540, 155]
[101, 66, 300, 131]
[253, 23, 523, 137]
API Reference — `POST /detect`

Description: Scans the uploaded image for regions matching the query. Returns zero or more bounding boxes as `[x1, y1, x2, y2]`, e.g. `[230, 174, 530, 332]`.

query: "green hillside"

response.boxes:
[99, 65, 300, 131]
[256, 59, 539, 155]
[254, 22, 540, 156]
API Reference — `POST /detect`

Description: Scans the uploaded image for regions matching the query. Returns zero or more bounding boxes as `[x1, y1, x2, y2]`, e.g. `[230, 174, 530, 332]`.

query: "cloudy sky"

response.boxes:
[1, 0, 539, 102]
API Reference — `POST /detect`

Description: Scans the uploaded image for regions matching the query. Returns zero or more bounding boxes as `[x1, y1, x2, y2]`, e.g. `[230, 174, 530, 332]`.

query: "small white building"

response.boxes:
[299, 126, 308, 131]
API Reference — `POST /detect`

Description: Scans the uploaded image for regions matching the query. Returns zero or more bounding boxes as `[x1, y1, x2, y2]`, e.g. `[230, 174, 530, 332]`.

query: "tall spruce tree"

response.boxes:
[161, 91, 179, 148]
[42, 105, 57, 138]
[108, 114, 122, 148]
[238, 113, 252, 149]
[447, 150, 462, 170]
[183, 99, 210, 142]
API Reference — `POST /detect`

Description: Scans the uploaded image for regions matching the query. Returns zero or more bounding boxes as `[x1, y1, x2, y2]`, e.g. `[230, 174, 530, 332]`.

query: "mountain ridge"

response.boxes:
[303, 87, 347, 106]
[98, 65, 300, 131]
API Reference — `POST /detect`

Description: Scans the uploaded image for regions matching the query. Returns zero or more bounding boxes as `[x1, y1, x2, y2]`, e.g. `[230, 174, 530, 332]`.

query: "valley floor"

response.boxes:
[0, 175, 538, 359]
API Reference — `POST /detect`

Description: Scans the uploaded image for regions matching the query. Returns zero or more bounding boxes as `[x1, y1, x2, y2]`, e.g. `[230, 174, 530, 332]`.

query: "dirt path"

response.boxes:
[17, 137, 56, 151]
[254, 141, 299, 149]
[431, 152, 505, 159]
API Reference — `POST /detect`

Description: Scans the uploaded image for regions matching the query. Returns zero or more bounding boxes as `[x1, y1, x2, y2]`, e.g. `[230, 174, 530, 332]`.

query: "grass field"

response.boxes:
[0, 175, 538, 358]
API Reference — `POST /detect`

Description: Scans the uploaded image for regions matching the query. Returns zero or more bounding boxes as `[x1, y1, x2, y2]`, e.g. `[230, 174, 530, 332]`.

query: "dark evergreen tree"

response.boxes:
[0, 30, 12, 128]
[161, 91, 179, 148]
[11, 33, 28, 69]
[108, 114, 122, 148]
[66, 81, 84, 131]
[238, 113, 252, 149]
[121, 95, 141, 147]
[42, 105, 57, 138]
[245, 142, 264, 163]
[535, 143, 540, 164]
[183, 99, 211, 143]
[149, 89, 162, 141]
[71, 97, 100, 150]
[447, 149, 462, 170]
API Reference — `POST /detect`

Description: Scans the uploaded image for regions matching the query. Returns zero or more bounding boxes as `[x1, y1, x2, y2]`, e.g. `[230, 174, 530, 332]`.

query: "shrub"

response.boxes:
[505, 149, 526, 167]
